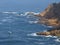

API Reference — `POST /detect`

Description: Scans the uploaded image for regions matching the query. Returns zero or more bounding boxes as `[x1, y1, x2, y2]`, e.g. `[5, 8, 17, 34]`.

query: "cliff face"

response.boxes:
[36, 3, 60, 36]
[37, 3, 60, 28]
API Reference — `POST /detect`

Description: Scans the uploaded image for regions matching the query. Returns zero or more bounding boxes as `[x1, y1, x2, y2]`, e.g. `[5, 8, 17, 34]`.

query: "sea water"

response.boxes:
[0, 11, 59, 45]
[0, 0, 60, 45]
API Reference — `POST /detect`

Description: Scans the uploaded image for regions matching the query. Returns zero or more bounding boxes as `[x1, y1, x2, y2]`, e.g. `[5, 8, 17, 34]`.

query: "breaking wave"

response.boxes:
[1, 11, 39, 17]
[0, 11, 60, 45]
[24, 12, 39, 16]
[55, 38, 60, 42]
[0, 11, 39, 24]
[27, 33, 38, 36]
[2, 12, 18, 14]
[27, 32, 58, 38]
[28, 21, 38, 24]
[19, 12, 39, 16]
[45, 35, 57, 38]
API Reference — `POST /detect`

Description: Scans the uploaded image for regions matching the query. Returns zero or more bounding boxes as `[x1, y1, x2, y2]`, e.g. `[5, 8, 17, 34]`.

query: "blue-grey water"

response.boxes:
[0, 0, 60, 45]
[0, 11, 59, 45]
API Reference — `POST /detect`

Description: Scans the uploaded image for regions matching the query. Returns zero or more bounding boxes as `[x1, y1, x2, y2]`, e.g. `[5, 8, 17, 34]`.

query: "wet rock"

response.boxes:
[36, 30, 60, 36]
[36, 2, 60, 36]
[36, 32, 50, 36]
[37, 3, 60, 27]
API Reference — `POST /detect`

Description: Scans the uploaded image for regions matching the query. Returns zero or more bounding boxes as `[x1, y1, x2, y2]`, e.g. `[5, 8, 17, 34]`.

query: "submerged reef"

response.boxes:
[36, 3, 60, 36]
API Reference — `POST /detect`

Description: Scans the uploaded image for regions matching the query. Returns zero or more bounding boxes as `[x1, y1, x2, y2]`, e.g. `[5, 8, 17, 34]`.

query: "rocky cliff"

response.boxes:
[37, 3, 60, 27]
[36, 3, 60, 36]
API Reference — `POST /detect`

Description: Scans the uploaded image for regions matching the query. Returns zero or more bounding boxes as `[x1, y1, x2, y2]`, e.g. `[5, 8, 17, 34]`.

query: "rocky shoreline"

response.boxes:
[36, 29, 60, 36]
[36, 3, 60, 36]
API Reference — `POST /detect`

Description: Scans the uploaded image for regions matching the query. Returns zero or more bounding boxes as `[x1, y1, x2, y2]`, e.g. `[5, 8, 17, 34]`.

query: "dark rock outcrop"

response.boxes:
[36, 3, 60, 36]
[36, 30, 60, 36]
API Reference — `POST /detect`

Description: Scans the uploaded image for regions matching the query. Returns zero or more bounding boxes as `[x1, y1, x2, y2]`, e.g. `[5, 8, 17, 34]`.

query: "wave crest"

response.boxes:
[55, 38, 60, 42]
[25, 12, 39, 15]
[28, 21, 38, 24]
[2, 12, 18, 14]
[27, 33, 38, 36]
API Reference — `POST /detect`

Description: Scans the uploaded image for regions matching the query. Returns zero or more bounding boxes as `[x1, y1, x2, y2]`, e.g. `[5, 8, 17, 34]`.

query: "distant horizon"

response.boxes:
[0, 0, 60, 12]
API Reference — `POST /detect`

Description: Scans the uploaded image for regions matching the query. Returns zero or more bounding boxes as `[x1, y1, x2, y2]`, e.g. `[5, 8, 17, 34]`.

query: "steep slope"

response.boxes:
[36, 3, 60, 36]
[37, 3, 60, 28]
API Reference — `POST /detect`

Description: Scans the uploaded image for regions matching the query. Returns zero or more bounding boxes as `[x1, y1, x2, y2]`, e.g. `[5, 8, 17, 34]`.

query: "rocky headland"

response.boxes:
[36, 3, 60, 36]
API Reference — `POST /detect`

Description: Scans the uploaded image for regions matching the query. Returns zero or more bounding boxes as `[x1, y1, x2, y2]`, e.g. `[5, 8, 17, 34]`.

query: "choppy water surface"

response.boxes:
[0, 11, 60, 45]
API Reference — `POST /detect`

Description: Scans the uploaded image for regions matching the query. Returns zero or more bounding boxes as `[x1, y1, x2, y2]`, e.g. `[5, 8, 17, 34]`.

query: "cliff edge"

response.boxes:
[36, 3, 60, 36]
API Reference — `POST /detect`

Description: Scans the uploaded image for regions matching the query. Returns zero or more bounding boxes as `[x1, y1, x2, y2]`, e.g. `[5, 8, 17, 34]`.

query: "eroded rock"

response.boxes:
[36, 3, 60, 36]
[36, 29, 60, 36]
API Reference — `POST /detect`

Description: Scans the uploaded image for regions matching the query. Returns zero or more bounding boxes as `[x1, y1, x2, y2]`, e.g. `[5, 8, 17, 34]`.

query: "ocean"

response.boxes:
[0, 0, 60, 45]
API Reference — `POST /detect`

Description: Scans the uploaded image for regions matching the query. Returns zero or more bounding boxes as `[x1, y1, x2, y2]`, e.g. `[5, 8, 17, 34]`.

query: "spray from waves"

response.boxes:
[19, 12, 39, 16]
[55, 38, 60, 42]
[41, 29, 58, 38]
[2, 12, 18, 14]
[47, 26, 54, 28]
[0, 11, 40, 24]
[41, 24, 54, 28]
[27, 33, 38, 36]
[28, 21, 38, 24]
[27, 31, 58, 38]
[24, 12, 39, 15]
[18, 12, 39, 24]
[1, 11, 39, 16]
[45, 35, 57, 38]
[1, 11, 39, 17]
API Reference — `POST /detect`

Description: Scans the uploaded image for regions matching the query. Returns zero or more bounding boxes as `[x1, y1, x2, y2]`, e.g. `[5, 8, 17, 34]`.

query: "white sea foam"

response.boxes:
[19, 12, 39, 17]
[2, 11, 39, 17]
[45, 35, 57, 38]
[2, 12, 9, 13]
[28, 21, 38, 24]
[20, 14, 24, 16]
[2, 12, 18, 14]
[41, 24, 53, 28]
[47, 26, 53, 28]
[45, 35, 53, 37]
[20, 14, 27, 16]
[2, 11, 39, 16]
[25, 12, 39, 15]
[27, 33, 38, 36]
[55, 38, 60, 42]
[43, 30, 47, 32]
[25, 12, 34, 15]
[26, 15, 30, 18]
[8, 31, 12, 35]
